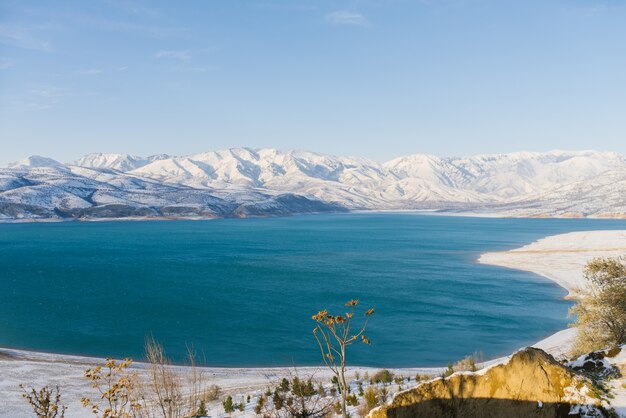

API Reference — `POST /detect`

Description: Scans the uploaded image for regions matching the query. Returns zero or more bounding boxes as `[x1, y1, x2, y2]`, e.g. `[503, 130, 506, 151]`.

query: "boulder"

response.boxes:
[369, 348, 613, 418]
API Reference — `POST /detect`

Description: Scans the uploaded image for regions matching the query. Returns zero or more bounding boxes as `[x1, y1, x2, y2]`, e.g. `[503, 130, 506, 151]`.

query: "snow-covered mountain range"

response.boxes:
[1, 148, 625, 221]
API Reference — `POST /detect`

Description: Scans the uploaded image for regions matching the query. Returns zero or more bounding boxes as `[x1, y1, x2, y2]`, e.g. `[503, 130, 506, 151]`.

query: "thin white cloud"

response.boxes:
[253, 2, 318, 12]
[325, 10, 370, 27]
[65, 13, 185, 38]
[170, 65, 218, 73]
[29, 87, 66, 98]
[20, 87, 67, 110]
[0, 57, 14, 69]
[0, 24, 53, 52]
[10, 87, 96, 111]
[155, 50, 192, 60]
[104, 0, 160, 17]
[77, 68, 103, 75]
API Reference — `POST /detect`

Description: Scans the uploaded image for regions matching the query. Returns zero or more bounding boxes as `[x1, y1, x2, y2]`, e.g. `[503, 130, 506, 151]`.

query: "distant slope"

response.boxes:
[1, 148, 625, 220]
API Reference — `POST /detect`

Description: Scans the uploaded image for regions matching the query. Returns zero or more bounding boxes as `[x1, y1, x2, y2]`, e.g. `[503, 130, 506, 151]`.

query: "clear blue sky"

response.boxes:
[1, 0, 625, 165]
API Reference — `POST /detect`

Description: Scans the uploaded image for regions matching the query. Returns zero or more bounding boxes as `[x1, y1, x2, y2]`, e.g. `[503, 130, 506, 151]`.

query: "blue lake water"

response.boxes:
[1, 213, 625, 367]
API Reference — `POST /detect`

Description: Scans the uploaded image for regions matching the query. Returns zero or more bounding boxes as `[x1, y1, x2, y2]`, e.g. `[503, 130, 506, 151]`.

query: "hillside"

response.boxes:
[1, 149, 625, 221]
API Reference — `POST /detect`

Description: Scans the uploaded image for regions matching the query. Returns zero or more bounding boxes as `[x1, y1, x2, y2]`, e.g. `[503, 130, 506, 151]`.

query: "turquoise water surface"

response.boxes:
[1, 213, 625, 367]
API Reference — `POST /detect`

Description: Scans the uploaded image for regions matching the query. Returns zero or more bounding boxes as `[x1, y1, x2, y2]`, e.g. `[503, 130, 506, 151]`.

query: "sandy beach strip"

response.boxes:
[2, 230, 626, 417]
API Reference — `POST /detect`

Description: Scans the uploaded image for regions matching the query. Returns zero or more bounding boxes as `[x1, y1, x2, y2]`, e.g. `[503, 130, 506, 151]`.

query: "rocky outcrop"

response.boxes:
[568, 347, 622, 380]
[369, 348, 613, 418]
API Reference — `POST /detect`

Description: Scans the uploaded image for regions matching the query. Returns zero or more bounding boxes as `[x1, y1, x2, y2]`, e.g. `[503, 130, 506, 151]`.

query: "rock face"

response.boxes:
[369, 348, 611, 418]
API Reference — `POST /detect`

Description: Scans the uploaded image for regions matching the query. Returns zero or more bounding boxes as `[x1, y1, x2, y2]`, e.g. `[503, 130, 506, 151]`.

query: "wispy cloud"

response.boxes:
[20, 87, 68, 110]
[65, 13, 185, 38]
[0, 57, 14, 69]
[252, 2, 318, 12]
[584, 4, 608, 16]
[155, 49, 192, 60]
[77, 68, 103, 75]
[0, 24, 53, 52]
[325, 10, 370, 27]
[6, 86, 97, 111]
[104, 0, 160, 17]
[170, 65, 217, 73]
[29, 87, 66, 98]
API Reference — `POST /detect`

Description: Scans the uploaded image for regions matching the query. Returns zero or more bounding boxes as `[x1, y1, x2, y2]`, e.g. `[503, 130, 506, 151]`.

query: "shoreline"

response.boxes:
[2, 229, 626, 416]
[478, 230, 626, 299]
[477, 229, 626, 358]
[2, 208, 626, 224]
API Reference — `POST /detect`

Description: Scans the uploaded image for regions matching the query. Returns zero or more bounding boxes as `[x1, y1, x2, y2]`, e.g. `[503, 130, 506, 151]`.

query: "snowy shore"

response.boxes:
[2, 230, 626, 417]
[479, 230, 626, 299]
[477, 230, 626, 357]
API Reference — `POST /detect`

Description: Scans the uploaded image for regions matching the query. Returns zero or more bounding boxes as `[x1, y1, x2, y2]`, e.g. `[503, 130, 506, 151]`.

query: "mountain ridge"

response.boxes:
[2, 148, 625, 220]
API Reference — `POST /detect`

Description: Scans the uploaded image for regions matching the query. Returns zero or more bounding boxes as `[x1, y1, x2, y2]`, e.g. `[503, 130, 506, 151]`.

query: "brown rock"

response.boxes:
[369, 348, 611, 418]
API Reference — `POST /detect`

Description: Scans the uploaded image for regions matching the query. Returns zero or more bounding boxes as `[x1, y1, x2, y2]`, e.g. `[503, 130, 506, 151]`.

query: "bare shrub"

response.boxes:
[311, 299, 374, 418]
[453, 352, 483, 372]
[20, 384, 67, 418]
[143, 337, 221, 417]
[81, 358, 140, 417]
[257, 373, 335, 417]
[203, 384, 220, 402]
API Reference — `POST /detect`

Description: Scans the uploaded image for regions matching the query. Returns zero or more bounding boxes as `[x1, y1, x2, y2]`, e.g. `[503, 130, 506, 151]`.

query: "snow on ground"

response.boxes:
[478, 230, 626, 358]
[3, 149, 626, 219]
[608, 349, 626, 417]
[479, 230, 626, 298]
[481, 230, 626, 416]
[0, 347, 440, 418]
[3, 229, 626, 417]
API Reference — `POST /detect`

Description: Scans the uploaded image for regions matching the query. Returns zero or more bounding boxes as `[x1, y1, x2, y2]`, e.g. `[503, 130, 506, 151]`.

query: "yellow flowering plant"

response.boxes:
[81, 358, 141, 418]
[312, 299, 374, 418]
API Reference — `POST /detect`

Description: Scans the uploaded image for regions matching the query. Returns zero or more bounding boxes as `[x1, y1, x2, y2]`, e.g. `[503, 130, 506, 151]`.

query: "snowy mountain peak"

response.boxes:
[8, 155, 62, 169]
[2, 149, 625, 220]
[70, 152, 173, 172]
[73, 153, 150, 171]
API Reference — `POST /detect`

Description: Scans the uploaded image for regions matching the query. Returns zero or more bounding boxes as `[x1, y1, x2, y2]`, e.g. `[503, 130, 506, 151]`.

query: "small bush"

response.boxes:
[254, 396, 265, 414]
[272, 389, 284, 410]
[81, 358, 139, 418]
[204, 384, 221, 402]
[223, 395, 235, 413]
[364, 386, 378, 409]
[278, 378, 290, 392]
[196, 400, 207, 417]
[317, 382, 326, 397]
[454, 354, 479, 372]
[442, 363, 455, 378]
[333, 401, 342, 415]
[20, 385, 67, 418]
[377, 387, 390, 403]
[371, 369, 394, 384]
